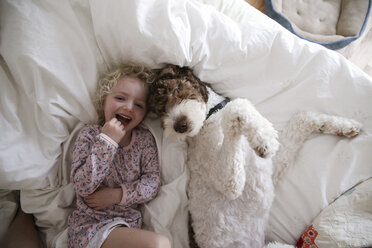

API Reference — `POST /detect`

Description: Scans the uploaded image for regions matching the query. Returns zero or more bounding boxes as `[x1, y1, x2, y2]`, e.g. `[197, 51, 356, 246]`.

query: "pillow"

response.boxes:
[296, 178, 372, 248]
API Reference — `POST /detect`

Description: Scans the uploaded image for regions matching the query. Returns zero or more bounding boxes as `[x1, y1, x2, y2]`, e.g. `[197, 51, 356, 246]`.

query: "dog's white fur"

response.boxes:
[162, 99, 206, 139]
[149, 65, 362, 248]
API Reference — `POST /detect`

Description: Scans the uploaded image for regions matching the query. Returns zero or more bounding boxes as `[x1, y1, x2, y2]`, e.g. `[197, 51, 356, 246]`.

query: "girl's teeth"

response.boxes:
[116, 114, 131, 126]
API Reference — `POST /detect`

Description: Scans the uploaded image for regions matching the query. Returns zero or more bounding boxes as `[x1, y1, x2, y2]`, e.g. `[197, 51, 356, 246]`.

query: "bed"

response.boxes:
[0, 0, 371, 247]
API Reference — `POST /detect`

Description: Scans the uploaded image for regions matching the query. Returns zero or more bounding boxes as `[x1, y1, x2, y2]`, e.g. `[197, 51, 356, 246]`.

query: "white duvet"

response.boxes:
[1, 0, 371, 247]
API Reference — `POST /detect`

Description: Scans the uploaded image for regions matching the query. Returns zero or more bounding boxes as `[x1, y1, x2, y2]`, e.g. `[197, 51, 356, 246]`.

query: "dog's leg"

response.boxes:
[221, 98, 280, 159]
[272, 111, 362, 185]
[210, 98, 279, 200]
[212, 133, 247, 200]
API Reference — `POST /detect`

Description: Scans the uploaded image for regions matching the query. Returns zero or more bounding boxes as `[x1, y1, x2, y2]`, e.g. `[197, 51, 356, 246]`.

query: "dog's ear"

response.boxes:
[183, 68, 209, 103]
[148, 80, 170, 117]
[198, 80, 209, 103]
[158, 64, 179, 78]
[158, 64, 195, 80]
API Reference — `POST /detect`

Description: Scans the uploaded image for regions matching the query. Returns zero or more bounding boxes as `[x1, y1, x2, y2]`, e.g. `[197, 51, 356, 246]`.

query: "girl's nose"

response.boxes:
[123, 101, 134, 111]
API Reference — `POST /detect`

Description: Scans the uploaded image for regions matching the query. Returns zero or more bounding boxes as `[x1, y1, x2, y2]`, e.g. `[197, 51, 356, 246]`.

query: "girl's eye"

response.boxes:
[115, 96, 125, 101]
[135, 104, 144, 109]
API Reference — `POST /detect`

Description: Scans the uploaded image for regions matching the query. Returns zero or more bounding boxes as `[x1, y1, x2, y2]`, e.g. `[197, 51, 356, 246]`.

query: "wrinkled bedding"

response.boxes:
[0, 0, 371, 247]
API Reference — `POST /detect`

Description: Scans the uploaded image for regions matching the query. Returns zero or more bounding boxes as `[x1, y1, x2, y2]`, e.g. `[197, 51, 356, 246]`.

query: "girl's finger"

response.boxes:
[85, 198, 96, 206]
[89, 203, 98, 208]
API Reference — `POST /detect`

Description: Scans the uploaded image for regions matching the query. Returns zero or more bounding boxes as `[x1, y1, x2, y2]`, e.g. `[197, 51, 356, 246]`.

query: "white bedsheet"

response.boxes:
[1, 0, 371, 247]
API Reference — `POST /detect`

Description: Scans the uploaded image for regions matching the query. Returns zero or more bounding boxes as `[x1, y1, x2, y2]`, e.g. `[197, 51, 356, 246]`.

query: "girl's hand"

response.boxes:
[84, 187, 122, 210]
[101, 118, 126, 144]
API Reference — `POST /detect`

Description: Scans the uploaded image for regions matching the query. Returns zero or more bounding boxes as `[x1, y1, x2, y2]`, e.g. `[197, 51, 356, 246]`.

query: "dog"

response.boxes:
[148, 64, 361, 248]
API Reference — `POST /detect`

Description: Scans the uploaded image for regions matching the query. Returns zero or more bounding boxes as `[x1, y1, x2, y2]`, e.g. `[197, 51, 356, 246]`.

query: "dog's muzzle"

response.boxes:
[174, 115, 190, 133]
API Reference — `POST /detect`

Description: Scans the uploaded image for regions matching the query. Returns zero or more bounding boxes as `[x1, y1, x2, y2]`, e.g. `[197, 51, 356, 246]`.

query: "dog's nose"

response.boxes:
[174, 116, 189, 133]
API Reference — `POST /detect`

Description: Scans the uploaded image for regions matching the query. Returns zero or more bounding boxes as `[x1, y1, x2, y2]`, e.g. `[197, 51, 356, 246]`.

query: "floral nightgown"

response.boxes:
[67, 124, 160, 248]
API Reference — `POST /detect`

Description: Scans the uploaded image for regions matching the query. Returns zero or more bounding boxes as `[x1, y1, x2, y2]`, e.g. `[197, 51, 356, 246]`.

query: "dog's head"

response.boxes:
[148, 64, 209, 140]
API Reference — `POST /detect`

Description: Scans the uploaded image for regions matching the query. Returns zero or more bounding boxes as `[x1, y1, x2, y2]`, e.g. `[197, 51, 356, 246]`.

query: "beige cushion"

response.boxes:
[272, 0, 369, 42]
[338, 0, 369, 36]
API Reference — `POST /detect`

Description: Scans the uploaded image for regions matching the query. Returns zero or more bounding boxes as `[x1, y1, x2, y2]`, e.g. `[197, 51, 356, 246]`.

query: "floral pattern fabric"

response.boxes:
[68, 124, 160, 248]
[296, 225, 319, 248]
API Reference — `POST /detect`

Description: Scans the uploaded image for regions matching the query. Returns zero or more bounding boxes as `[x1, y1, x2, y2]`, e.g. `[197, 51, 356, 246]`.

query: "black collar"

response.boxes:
[206, 98, 230, 120]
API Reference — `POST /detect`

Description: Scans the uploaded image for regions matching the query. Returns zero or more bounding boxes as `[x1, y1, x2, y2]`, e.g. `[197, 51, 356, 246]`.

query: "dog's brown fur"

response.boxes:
[148, 65, 210, 118]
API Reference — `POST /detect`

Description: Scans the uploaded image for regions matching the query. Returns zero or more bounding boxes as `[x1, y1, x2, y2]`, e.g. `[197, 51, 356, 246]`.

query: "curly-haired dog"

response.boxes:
[148, 64, 362, 248]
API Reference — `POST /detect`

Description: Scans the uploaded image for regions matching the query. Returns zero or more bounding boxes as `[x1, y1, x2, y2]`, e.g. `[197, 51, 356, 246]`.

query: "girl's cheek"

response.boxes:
[111, 101, 122, 110]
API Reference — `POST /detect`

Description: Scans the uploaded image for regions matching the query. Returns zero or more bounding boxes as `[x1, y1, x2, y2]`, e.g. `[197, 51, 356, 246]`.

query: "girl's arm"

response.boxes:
[84, 186, 122, 210]
[71, 126, 118, 198]
[85, 136, 160, 210]
[120, 135, 161, 207]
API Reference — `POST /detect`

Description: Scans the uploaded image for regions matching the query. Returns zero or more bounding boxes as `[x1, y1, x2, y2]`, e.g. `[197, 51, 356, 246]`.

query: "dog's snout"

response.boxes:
[174, 115, 189, 133]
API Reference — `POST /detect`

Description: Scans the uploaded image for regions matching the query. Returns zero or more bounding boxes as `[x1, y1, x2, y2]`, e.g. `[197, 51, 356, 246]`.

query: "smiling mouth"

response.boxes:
[116, 114, 131, 126]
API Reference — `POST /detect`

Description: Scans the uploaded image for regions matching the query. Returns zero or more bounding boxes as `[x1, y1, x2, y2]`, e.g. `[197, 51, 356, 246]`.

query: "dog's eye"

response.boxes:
[189, 94, 197, 100]
[175, 85, 183, 93]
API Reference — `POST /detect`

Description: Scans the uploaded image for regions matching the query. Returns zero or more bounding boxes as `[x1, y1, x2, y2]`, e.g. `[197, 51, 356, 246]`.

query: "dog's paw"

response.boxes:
[248, 123, 280, 159]
[251, 121, 280, 159]
[318, 116, 362, 138]
[254, 145, 271, 158]
[335, 127, 360, 137]
[253, 137, 279, 158]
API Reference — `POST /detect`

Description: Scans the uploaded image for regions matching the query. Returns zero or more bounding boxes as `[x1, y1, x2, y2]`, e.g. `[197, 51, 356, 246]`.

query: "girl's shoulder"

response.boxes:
[78, 123, 101, 138]
[134, 127, 156, 145]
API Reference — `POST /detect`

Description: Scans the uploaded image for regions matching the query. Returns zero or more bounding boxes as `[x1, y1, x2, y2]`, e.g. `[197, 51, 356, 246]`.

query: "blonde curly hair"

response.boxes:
[95, 62, 156, 125]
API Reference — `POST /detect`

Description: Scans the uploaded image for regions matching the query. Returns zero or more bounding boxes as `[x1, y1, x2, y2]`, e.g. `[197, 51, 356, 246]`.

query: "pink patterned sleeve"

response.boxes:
[120, 131, 160, 207]
[71, 125, 118, 198]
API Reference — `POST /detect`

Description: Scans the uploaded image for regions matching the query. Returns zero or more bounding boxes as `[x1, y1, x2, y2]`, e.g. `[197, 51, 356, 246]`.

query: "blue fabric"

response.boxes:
[264, 0, 371, 50]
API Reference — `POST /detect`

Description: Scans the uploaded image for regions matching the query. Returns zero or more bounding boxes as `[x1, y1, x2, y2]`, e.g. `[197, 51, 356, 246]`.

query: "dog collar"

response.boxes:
[206, 98, 230, 120]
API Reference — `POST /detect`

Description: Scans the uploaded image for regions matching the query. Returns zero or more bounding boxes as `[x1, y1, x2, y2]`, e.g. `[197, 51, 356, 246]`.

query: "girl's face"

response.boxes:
[103, 76, 148, 134]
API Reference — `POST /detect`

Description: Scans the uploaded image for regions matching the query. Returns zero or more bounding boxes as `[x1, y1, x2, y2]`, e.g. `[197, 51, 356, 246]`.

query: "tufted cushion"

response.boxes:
[265, 0, 371, 49]
[337, 0, 370, 36]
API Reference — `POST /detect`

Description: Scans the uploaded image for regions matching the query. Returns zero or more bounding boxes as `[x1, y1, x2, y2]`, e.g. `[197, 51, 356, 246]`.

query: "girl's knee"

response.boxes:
[151, 234, 171, 248]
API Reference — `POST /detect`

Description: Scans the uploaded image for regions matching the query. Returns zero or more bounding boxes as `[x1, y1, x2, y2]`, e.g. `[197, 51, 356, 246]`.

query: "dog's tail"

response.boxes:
[272, 111, 362, 185]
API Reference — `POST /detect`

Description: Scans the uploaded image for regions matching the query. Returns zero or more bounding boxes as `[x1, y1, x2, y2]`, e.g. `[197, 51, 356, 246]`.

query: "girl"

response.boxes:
[68, 63, 170, 248]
